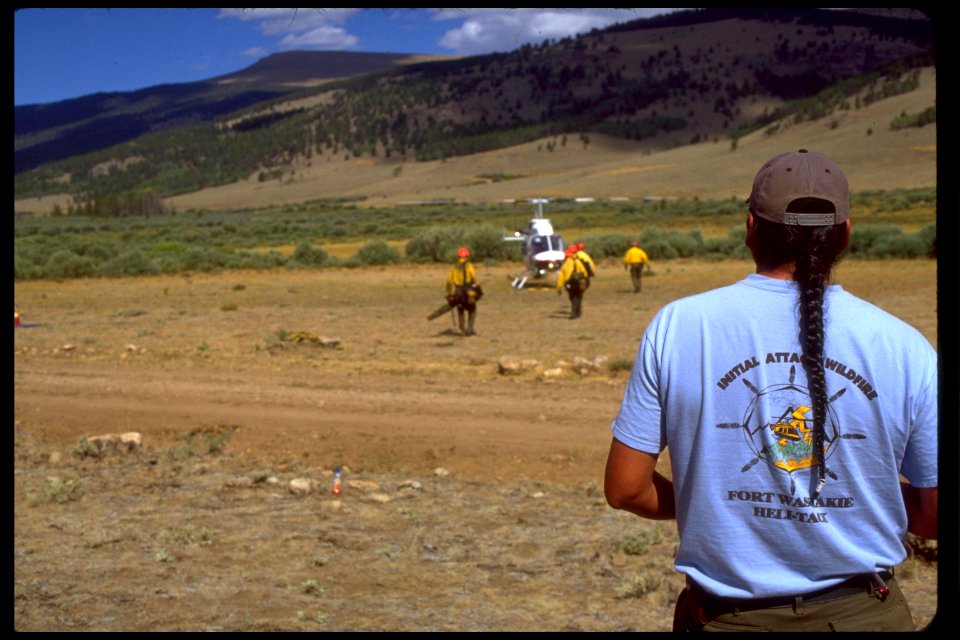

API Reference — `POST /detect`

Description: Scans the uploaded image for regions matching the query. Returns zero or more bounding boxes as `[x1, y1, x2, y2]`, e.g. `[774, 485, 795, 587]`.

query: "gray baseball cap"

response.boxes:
[748, 149, 849, 226]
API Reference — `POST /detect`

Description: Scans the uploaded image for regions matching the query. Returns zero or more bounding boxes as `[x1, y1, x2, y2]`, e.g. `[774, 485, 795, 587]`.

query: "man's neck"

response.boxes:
[756, 263, 834, 286]
[756, 263, 795, 281]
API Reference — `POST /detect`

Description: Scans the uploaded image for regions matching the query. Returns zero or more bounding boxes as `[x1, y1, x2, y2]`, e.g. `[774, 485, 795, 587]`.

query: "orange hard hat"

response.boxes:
[457, 246, 470, 258]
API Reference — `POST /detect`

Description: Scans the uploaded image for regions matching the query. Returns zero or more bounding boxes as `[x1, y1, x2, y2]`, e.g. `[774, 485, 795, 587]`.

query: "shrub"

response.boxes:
[404, 225, 512, 263]
[233, 250, 288, 270]
[354, 240, 402, 265]
[405, 226, 463, 262]
[175, 425, 235, 457]
[918, 223, 936, 258]
[292, 241, 329, 267]
[639, 237, 679, 260]
[302, 579, 325, 598]
[703, 226, 749, 259]
[616, 571, 664, 599]
[669, 229, 704, 257]
[180, 246, 231, 272]
[462, 225, 517, 261]
[847, 225, 885, 254]
[578, 233, 633, 258]
[14, 253, 42, 280]
[45, 250, 97, 279]
[153, 254, 186, 274]
[99, 250, 160, 277]
[846, 224, 935, 259]
[866, 234, 927, 259]
[703, 236, 739, 256]
[73, 238, 117, 261]
[150, 240, 188, 256]
[890, 106, 936, 130]
[639, 228, 704, 259]
[620, 529, 664, 555]
[27, 477, 85, 506]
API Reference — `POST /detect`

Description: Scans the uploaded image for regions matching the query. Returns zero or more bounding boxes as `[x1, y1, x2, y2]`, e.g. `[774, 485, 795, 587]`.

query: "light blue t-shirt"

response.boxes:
[611, 274, 938, 599]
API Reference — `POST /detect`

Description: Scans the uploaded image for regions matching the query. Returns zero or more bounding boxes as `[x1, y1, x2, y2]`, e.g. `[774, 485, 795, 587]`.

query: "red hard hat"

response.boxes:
[577, 242, 585, 250]
[457, 246, 470, 258]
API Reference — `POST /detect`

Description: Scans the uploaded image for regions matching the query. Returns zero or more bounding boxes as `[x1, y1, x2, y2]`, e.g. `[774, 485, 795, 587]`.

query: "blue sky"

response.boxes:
[14, 8, 683, 106]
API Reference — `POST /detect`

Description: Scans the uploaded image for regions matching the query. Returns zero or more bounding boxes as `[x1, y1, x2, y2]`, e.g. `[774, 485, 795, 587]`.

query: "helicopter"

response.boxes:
[504, 198, 568, 289]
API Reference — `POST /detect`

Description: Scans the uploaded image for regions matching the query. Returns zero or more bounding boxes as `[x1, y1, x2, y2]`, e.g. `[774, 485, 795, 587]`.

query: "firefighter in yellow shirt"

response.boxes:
[623, 241, 650, 293]
[557, 245, 590, 319]
[575, 242, 597, 281]
[446, 246, 482, 335]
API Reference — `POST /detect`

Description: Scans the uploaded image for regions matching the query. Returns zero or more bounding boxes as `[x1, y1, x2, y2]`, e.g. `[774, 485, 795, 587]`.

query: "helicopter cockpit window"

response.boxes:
[546, 235, 563, 252]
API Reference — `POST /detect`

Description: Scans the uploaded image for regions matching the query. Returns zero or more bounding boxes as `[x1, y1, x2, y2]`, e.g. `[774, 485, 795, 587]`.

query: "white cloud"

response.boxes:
[279, 25, 358, 50]
[220, 8, 360, 50]
[435, 9, 677, 55]
[219, 8, 687, 57]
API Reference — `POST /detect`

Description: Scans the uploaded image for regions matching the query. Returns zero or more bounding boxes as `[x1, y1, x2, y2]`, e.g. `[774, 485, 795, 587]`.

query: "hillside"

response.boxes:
[16, 65, 937, 215]
[13, 51, 451, 175]
[181, 67, 938, 210]
[211, 50, 460, 88]
[13, 8, 938, 211]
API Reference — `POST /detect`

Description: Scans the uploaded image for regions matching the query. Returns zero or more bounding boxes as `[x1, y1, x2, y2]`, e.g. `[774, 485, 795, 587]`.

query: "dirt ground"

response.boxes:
[14, 258, 940, 631]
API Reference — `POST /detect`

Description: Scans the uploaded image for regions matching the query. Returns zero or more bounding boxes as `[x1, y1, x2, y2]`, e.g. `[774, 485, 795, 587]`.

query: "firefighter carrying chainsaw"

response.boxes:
[427, 246, 483, 336]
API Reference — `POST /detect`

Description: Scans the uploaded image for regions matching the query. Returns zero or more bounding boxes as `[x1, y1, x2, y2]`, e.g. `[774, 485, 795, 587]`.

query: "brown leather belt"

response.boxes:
[689, 571, 894, 615]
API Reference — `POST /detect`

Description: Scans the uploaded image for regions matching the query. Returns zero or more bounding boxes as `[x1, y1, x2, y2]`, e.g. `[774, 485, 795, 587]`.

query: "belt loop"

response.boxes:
[793, 596, 805, 616]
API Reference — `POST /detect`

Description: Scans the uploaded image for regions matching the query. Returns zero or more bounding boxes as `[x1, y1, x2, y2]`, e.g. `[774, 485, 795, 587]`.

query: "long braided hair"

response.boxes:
[748, 199, 849, 497]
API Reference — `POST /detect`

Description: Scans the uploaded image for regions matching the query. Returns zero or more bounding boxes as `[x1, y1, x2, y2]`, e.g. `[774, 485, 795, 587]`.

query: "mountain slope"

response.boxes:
[161, 66, 936, 211]
[15, 65, 936, 216]
[14, 51, 450, 174]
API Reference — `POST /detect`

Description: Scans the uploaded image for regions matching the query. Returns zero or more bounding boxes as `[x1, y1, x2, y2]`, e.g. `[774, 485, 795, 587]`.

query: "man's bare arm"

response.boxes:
[604, 438, 676, 520]
[901, 483, 937, 540]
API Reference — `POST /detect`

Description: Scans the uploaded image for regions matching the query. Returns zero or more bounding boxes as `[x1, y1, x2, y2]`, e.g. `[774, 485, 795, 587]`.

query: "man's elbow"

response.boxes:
[604, 482, 664, 519]
[604, 485, 632, 511]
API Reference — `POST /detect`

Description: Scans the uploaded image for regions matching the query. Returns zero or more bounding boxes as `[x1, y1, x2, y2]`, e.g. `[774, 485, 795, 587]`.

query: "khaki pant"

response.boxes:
[629, 264, 644, 292]
[672, 576, 915, 632]
[456, 305, 476, 335]
[565, 278, 588, 318]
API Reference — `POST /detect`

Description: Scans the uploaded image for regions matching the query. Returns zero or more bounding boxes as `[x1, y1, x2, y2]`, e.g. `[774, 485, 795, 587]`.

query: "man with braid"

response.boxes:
[604, 150, 937, 631]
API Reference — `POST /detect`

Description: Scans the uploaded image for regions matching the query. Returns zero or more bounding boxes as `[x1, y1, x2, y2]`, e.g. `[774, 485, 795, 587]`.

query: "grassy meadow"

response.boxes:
[13, 187, 936, 283]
